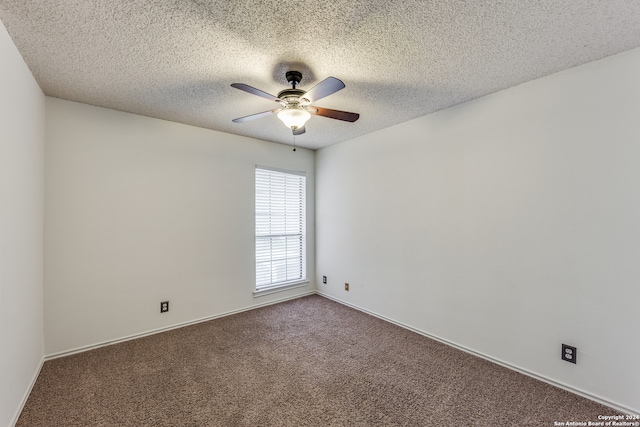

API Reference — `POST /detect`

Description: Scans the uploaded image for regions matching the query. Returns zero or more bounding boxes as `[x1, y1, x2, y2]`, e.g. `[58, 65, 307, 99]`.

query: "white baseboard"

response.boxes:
[316, 291, 639, 417]
[46, 291, 315, 360]
[10, 356, 44, 427]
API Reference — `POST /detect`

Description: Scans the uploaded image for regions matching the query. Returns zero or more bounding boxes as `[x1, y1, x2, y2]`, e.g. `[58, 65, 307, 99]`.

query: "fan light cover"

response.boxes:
[277, 108, 311, 129]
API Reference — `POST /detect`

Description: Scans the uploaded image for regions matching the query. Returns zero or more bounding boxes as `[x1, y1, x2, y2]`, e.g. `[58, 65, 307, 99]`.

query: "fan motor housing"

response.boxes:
[277, 88, 306, 101]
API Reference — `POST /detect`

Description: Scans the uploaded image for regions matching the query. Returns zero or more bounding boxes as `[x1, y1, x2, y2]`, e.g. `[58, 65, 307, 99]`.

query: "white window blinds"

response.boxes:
[255, 167, 306, 291]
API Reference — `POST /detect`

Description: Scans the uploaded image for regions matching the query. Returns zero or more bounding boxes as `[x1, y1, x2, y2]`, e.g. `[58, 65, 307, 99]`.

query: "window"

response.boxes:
[255, 167, 306, 294]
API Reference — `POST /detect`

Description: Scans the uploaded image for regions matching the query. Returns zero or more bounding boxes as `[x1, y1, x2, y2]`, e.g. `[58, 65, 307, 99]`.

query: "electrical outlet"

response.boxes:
[322, 276, 327, 284]
[160, 301, 169, 313]
[345, 283, 349, 291]
[562, 344, 576, 364]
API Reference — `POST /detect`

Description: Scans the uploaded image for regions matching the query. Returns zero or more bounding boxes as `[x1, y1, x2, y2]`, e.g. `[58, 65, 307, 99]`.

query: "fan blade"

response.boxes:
[301, 77, 345, 103]
[292, 126, 306, 136]
[311, 107, 359, 122]
[231, 83, 280, 102]
[232, 109, 280, 123]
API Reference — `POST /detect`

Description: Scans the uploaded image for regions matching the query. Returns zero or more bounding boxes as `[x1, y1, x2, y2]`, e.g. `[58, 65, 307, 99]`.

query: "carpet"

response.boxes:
[17, 295, 614, 426]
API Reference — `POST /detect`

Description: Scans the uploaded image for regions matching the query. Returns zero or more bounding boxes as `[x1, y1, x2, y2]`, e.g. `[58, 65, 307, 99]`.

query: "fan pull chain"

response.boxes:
[293, 134, 296, 151]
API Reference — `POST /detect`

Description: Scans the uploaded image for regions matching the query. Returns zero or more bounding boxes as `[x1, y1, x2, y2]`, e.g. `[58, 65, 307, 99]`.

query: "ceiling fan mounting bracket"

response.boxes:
[285, 71, 303, 89]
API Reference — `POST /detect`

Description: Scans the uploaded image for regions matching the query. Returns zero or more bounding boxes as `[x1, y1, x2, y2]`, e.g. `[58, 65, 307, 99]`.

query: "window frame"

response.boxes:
[254, 166, 308, 297]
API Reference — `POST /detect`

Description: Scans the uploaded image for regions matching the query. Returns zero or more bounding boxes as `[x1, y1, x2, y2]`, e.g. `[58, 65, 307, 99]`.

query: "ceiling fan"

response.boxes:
[231, 71, 359, 135]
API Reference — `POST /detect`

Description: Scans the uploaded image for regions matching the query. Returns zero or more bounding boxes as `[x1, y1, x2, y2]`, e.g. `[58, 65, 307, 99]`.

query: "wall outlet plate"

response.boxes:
[562, 344, 576, 364]
[345, 282, 349, 291]
[322, 275, 327, 284]
[160, 301, 169, 313]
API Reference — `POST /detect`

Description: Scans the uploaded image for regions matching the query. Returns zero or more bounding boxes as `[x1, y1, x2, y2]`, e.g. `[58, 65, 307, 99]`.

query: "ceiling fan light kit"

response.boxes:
[231, 71, 359, 137]
[277, 108, 311, 130]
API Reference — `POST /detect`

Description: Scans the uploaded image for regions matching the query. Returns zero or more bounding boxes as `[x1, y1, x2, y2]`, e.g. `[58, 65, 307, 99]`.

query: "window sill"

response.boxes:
[253, 280, 309, 298]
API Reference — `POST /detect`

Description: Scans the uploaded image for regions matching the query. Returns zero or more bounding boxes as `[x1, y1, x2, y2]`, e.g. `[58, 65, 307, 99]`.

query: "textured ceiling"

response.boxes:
[1, 1, 640, 150]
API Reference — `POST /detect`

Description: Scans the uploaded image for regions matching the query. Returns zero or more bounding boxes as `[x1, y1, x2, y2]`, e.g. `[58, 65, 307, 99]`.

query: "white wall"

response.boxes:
[0, 21, 45, 427]
[45, 98, 315, 355]
[316, 48, 640, 413]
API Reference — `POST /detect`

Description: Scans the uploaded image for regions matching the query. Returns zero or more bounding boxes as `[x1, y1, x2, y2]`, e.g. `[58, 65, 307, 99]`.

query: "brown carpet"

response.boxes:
[18, 295, 614, 426]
